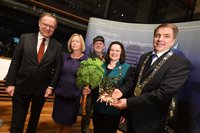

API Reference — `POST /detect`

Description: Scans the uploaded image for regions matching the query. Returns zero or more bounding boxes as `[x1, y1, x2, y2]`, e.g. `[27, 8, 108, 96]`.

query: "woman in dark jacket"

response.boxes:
[92, 41, 131, 133]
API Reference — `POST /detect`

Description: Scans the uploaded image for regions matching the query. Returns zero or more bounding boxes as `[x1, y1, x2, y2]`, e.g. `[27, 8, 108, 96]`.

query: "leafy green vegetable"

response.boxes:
[99, 76, 116, 95]
[76, 58, 104, 89]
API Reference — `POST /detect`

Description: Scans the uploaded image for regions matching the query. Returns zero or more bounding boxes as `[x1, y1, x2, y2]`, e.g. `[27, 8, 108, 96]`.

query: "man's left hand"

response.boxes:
[44, 87, 53, 98]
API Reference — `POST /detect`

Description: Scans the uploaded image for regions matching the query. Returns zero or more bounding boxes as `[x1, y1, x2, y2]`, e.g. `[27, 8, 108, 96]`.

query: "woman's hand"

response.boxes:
[112, 89, 123, 99]
[97, 92, 119, 106]
[83, 86, 91, 95]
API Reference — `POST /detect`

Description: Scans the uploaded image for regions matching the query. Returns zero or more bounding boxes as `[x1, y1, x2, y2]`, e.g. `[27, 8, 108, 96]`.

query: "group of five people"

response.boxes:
[5, 12, 190, 133]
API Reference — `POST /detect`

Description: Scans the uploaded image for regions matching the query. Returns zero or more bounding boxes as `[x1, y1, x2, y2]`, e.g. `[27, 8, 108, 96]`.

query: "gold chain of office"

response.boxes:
[134, 51, 174, 96]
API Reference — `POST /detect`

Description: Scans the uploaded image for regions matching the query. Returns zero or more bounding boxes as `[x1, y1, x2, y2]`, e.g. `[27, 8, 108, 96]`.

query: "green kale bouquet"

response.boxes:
[76, 58, 104, 115]
[76, 58, 104, 89]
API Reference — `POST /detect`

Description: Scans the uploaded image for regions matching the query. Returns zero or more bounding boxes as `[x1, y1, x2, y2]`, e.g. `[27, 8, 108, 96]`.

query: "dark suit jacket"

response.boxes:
[120, 50, 190, 133]
[6, 33, 62, 95]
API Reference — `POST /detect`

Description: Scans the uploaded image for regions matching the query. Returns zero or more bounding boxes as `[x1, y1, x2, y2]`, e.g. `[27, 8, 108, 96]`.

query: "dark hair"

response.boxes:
[93, 35, 105, 44]
[105, 41, 126, 64]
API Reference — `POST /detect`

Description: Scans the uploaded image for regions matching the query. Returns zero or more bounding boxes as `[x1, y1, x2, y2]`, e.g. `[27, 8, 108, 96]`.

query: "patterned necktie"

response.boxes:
[38, 38, 46, 63]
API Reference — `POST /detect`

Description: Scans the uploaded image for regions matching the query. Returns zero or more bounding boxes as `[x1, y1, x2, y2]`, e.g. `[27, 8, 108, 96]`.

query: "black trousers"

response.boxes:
[92, 112, 120, 133]
[10, 93, 46, 133]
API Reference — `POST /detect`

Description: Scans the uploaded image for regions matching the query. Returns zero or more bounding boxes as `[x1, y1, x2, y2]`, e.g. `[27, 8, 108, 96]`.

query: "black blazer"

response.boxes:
[6, 33, 62, 95]
[120, 51, 190, 133]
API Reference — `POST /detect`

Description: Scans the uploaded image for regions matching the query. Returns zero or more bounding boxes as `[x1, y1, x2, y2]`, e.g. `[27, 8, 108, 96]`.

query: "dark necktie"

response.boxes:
[150, 54, 158, 65]
[145, 54, 157, 71]
[38, 38, 46, 63]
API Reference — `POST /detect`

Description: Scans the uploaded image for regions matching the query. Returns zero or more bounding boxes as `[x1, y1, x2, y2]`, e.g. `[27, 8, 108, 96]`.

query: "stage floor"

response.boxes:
[0, 101, 123, 133]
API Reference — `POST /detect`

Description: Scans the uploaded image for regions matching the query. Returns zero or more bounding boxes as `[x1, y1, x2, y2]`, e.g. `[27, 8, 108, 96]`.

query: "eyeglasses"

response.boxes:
[41, 23, 55, 30]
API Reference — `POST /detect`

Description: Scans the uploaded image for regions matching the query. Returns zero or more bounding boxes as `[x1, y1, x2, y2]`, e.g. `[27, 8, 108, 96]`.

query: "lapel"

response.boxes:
[30, 34, 38, 64]
[143, 58, 160, 77]
[142, 51, 170, 79]
[142, 54, 153, 79]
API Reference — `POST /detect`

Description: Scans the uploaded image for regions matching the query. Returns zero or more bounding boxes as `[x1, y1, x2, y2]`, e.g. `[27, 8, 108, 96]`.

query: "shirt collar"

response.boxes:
[38, 32, 49, 42]
[152, 49, 170, 58]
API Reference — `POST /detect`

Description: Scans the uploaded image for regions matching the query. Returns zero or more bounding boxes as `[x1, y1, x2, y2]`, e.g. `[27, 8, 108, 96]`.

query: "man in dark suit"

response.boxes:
[5, 12, 62, 133]
[111, 23, 190, 133]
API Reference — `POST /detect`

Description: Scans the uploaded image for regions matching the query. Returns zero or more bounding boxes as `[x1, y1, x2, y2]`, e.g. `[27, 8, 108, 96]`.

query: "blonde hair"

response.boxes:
[67, 33, 85, 52]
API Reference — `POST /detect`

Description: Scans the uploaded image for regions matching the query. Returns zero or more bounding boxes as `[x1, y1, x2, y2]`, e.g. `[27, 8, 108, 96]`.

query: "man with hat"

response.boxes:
[81, 35, 105, 133]
[88, 35, 105, 61]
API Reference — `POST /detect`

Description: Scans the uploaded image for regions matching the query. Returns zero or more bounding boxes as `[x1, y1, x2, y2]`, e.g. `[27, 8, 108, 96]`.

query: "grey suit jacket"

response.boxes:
[6, 33, 62, 95]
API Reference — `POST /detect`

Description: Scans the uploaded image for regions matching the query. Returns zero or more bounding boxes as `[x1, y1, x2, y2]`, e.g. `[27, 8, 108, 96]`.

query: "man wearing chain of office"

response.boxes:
[99, 23, 190, 133]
